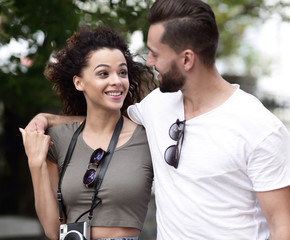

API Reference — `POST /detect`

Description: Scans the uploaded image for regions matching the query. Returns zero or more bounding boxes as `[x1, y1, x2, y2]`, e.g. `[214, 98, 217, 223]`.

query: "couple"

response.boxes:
[20, 0, 290, 239]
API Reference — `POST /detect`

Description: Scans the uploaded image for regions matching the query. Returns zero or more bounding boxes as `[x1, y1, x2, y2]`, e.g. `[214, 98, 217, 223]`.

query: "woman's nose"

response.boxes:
[110, 73, 122, 85]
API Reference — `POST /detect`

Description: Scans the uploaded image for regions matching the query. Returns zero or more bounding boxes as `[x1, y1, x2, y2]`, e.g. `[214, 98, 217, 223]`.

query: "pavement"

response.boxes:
[0, 215, 45, 239]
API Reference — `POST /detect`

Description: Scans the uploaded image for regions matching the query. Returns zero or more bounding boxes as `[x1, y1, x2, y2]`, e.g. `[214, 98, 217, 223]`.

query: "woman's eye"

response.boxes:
[98, 71, 108, 77]
[119, 69, 128, 77]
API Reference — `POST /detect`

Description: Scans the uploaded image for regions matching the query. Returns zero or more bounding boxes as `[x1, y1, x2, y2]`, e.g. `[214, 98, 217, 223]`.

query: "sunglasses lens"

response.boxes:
[165, 119, 185, 168]
[83, 169, 96, 187]
[83, 148, 106, 188]
[164, 145, 179, 168]
[90, 148, 105, 165]
[169, 122, 183, 140]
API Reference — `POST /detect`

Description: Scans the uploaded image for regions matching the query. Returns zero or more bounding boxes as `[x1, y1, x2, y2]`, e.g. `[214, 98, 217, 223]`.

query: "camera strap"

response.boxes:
[88, 116, 123, 221]
[57, 116, 123, 223]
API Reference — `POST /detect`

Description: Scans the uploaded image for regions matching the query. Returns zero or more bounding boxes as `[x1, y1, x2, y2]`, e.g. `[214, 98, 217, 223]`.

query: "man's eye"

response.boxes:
[151, 52, 158, 58]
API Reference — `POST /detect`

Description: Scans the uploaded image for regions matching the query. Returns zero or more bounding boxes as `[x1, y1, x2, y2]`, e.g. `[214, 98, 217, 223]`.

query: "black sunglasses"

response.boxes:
[83, 148, 107, 188]
[164, 119, 186, 168]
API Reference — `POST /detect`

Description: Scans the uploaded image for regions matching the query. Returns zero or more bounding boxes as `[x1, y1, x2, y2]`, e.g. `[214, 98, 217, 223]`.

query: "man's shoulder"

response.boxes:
[231, 89, 284, 131]
[142, 88, 182, 103]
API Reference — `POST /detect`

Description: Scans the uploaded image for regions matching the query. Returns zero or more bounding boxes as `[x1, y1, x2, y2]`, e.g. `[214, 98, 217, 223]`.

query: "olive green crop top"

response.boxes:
[47, 122, 153, 230]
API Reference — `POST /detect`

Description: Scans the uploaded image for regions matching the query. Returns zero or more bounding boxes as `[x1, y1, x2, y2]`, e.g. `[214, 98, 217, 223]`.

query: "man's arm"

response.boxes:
[257, 186, 290, 240]
[25, 113, 85, 133]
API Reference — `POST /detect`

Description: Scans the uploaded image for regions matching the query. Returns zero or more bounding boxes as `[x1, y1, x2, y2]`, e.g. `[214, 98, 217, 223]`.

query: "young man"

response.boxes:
[25, 0, 290, 239]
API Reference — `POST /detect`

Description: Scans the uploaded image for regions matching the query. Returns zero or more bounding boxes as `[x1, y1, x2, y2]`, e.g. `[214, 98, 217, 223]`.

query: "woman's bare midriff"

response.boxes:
[91, 226, 140, 239]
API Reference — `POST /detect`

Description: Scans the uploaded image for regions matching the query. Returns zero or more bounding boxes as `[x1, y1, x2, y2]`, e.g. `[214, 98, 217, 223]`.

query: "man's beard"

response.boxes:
[159, 61, 185, 93]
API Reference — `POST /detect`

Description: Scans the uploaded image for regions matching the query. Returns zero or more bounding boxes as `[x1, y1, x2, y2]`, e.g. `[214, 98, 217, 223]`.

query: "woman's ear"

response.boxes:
[182, 49, 195, 71]
[73, 75, 83, 91]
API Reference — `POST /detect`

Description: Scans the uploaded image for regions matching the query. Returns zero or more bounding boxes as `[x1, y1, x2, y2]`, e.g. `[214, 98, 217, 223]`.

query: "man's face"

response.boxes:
[147, 23, 185, 92]
[159, 60, 185, 92]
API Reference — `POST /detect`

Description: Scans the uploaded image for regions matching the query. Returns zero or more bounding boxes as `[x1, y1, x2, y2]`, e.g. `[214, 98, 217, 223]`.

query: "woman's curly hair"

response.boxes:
[44, 25, 156, 116]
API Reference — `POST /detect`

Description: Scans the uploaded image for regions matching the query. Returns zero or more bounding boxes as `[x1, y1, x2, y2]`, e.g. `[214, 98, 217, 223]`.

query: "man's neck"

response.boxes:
[182, 67, 236, 120]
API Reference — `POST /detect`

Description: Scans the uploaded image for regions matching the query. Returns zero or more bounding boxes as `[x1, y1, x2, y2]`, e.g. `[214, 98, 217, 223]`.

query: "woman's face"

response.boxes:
[74, 48, 129, 113]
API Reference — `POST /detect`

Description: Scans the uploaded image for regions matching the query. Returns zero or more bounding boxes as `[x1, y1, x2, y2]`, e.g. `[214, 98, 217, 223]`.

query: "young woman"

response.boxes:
[20, 26, 156, 240]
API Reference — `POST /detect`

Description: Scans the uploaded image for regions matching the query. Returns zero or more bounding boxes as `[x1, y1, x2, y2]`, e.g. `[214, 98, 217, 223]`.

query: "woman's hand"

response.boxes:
[19, 128, 51, 168]
[19, 128, 61, 240]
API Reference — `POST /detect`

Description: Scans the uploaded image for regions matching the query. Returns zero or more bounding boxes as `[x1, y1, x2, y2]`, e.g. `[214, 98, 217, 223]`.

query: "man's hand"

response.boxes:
[25, 114, 49, 133]
[24, 113, 85, 133]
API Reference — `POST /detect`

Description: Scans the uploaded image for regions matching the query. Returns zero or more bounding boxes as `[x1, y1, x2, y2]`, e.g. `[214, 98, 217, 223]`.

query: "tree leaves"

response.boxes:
[0, 0, 289, 117]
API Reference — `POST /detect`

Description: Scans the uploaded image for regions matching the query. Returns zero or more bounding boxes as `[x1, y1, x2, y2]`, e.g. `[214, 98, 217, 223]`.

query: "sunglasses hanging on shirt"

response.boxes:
[164, 119, 186, 168]
[57, 116, 124, 223]
[83, 148, 107, 188]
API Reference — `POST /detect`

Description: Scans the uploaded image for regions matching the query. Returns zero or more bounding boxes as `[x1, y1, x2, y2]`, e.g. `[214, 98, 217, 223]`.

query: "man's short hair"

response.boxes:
[148, 0, 219, 67]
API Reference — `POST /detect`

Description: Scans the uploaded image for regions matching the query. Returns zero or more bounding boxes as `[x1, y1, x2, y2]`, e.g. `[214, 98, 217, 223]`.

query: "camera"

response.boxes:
[59, 221, 90, 240]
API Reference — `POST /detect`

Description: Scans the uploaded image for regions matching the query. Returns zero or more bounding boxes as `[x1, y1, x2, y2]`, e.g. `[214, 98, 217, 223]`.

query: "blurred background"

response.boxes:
[0, 0, 290, 239]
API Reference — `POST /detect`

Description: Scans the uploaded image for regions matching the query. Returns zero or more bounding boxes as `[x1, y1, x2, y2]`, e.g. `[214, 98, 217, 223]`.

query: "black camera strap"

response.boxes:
[87, 115, 123, 221]
[57, 116, 123, 222]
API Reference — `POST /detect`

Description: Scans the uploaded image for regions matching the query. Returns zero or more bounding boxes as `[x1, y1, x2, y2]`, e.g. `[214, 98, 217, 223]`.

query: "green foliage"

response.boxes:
[0, 0, 82, 117]
[0, 0, 290, 118]
[206, 0, 290, 78]
[0, 0, 154, 118]
[74, 0, 153, 48]
[208, 0, 265, 57]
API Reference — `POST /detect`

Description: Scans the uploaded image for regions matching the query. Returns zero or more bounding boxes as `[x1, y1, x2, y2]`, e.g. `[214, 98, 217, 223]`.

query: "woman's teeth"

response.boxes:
[107, 92, 121, 96]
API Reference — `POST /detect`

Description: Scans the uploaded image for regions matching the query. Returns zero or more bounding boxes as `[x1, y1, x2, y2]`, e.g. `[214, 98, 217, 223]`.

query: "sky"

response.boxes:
[246, 19, 290, 100]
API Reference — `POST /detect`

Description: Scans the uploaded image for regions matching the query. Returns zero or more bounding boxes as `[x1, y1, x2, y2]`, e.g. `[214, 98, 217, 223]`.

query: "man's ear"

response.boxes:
[182, 49, 195, 71]
[73, 75, 83, 91]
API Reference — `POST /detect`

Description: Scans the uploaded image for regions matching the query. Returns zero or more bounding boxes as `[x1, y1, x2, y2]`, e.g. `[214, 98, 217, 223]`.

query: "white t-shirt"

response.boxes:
[128, 85, 290, 240]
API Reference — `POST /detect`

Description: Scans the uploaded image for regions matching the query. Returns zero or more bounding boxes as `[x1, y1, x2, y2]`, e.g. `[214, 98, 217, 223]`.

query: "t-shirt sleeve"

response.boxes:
[46, 127, 58, 164]
[247, 125, 290, 191]
[127, 103, 145, 126]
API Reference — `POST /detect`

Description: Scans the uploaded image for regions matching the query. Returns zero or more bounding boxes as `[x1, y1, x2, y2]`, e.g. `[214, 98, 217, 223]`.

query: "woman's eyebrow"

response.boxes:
[119, 63, 127, 67]
[94, 64, 110, 71]
[94, 62, 127, 71]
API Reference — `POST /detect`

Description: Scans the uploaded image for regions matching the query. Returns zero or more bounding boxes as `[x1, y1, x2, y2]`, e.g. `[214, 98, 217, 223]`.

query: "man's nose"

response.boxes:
[146, 51, 154, 67]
